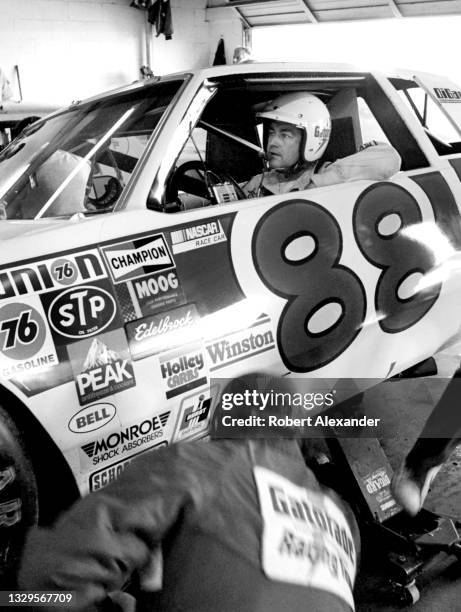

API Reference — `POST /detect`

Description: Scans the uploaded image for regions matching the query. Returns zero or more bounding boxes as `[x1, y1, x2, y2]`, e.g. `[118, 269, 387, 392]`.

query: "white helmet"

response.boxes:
[257, 92, 331, 162]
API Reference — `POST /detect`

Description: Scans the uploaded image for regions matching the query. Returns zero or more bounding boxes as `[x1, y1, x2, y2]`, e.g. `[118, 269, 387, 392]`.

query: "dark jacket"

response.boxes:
[148, 0, 173, 40]
[19, 438, 359, 611]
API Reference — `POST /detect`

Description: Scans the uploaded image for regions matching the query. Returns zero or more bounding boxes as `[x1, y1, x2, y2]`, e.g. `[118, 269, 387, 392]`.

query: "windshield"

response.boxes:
[0, 79, 184, 220]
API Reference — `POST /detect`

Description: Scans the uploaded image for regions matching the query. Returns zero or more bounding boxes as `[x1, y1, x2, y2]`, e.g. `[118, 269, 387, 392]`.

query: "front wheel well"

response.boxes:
[0, 386, 80, 525]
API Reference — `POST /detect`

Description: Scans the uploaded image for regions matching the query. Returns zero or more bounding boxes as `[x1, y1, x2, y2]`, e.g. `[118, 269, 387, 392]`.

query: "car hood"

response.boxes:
[0, 219, 66, 241]
[0, 216, 107, 269]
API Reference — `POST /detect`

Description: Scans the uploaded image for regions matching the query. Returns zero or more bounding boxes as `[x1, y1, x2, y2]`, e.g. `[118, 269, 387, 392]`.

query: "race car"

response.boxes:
[1, 62, 461, 576]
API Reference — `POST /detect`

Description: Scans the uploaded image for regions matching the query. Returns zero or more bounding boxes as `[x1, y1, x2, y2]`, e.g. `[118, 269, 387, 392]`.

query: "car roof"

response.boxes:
[57, 62, 367, 108]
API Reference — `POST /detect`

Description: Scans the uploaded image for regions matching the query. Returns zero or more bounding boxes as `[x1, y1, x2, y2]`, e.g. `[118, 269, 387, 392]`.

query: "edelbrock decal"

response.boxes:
[48, 285, 116, 339]
[126, 303, 199, 360]
[103, 234, 174, 284]
[68, 403, 116, 434]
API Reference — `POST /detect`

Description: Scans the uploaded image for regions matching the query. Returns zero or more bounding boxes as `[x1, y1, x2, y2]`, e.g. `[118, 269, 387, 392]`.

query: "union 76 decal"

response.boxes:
[252, 176, 456, 373]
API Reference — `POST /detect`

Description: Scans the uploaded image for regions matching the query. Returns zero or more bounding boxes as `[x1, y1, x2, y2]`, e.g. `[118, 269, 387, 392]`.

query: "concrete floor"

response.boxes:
[353, 350, 461, 611]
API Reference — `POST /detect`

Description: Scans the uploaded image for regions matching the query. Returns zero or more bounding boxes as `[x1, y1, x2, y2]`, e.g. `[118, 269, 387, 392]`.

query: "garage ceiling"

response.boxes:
[207, 0, 461, 26]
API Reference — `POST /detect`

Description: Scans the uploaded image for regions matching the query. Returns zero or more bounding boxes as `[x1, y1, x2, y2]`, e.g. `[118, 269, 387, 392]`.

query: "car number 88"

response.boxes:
[252, 181, 444, 373]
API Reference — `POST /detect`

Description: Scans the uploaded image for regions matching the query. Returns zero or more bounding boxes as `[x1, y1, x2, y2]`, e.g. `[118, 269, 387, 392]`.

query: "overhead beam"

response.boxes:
[299, 0, 318, 23]
[208, 1, 276, 8]
[387, 0, 402, 17]
[233, 6, 251, 28]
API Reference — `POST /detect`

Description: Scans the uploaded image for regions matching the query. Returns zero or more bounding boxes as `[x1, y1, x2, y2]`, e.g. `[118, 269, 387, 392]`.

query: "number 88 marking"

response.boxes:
[353, 183, 440, 334]
[252, 200, 366, 372]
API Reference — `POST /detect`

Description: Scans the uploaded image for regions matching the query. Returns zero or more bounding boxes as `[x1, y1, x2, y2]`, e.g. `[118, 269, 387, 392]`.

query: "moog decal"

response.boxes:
[130, 270, 186, 317]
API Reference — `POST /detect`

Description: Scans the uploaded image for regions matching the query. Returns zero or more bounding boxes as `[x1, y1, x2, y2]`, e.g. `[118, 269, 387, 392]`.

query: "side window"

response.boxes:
[162, 90, 263, 210]
[397, 86, 460, 155]
[175, 127, 207, 167]
[88, 134, 151, 205]
[357, 98, 390, 145]
[359, 77, 429, 171]
[164, 127, 212, 211]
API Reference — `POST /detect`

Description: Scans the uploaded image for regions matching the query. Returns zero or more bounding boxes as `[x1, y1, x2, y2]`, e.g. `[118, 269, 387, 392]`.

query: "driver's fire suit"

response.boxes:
[243, 142, 401, 197]
[19, 438, 359, 612]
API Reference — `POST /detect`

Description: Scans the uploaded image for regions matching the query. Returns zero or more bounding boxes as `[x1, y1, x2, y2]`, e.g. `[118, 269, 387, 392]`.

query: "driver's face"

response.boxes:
[266, 121, 302, 169]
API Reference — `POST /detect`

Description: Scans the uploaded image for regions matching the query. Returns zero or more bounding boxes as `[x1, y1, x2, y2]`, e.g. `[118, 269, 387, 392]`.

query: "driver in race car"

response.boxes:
[243, 92, 401, 198]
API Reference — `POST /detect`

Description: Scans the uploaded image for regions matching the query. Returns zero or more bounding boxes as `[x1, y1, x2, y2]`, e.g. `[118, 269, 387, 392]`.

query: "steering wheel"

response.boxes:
[166, 160, 246, 204]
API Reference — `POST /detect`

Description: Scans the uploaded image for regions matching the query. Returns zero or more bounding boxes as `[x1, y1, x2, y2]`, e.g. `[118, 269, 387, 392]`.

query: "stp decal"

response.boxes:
[102, 233, 174, 284]
[39, 278, 121, 348]
[47, 285, 116, 339]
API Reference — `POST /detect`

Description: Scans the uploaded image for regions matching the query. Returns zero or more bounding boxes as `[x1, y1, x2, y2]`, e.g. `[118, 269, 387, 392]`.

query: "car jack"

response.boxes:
[321, 436, 461, 605]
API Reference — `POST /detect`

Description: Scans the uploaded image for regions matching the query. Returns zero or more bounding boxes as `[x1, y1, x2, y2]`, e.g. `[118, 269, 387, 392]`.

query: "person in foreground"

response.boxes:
[18, 374, 360, 612]
[243, 92, 401, 198]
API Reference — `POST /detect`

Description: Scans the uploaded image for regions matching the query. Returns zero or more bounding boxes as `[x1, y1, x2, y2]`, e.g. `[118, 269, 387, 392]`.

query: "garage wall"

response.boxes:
[149, 1, 244, 74]
[0, 0, 244, 112]
[0, 0, 145, 109]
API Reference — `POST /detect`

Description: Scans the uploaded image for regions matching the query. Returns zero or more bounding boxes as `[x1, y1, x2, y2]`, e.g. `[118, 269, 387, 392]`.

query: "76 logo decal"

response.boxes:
[0, 303, 45, 360]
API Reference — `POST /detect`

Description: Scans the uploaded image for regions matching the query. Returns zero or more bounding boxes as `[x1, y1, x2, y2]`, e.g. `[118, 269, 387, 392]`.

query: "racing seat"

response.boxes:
[318, 116, 357, 166]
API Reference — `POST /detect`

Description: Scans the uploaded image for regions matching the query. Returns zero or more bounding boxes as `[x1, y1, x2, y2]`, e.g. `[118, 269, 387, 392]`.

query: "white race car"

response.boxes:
[1, 62, 461, 574]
